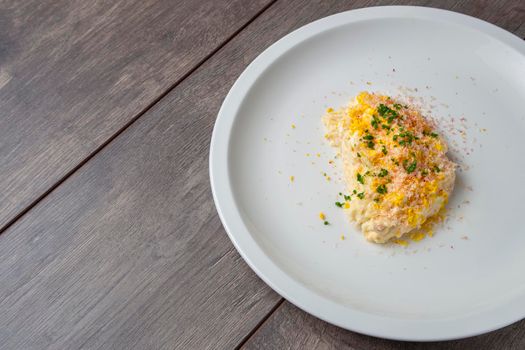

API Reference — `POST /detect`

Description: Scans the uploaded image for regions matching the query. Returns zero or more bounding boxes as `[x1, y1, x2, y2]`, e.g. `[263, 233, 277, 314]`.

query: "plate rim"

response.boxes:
[209, 5, 525, 341]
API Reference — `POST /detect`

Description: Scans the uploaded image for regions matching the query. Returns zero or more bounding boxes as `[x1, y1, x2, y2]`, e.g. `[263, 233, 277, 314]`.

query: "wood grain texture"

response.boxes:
[242, 302, 525, 350]
[0, 1, 286, 348]
[0, 0, 271, 230]
[0, 0, 523, 349]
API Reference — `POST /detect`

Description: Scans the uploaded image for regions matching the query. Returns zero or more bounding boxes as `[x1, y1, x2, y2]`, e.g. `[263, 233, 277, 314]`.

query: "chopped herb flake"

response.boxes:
[324, 221, 329, 225]
[403, 159, 417, 173]
[381, 145, 388, 155]
[357, 192, 365, 199]
[371, 115, 380, 129]
[335, 201, 344, 208]
[378, 168, 389, 177]
[376, 184, 388, 194]
[357, 173, 365, 184]
[378, 104, 399, 122]
[344, 195, 351, 201]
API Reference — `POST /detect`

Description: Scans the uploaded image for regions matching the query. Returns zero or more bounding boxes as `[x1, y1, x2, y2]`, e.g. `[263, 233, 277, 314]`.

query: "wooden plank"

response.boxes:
[0, 0, 293, 347]
[0, 0, 272, 229]
[0, 0, 522, 349]
[241, 302, 525, 350]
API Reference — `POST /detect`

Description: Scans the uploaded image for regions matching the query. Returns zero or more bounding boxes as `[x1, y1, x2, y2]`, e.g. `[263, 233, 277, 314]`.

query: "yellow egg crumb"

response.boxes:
[340, 234, 346, 240]
[409, 232, 426, 242]
[319, 212, 326, 220]
[291, 123, 296, 129]
[344, 202, 350, 209]
[394, 239, 409, 247]
[290, 176, 294, 182]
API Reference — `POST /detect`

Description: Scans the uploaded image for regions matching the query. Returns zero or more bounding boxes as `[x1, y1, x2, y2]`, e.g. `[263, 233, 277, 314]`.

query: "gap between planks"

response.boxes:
[234, 298, 285, 350]
[0, 0, 279, 238]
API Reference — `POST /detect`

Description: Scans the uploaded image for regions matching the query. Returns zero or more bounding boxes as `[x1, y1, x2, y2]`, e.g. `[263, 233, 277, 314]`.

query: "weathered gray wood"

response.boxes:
[0, 0, 271, 230]
[242, 302, 525, 350]
[0, 1, 288, 348]
[0, 0, 523, 349]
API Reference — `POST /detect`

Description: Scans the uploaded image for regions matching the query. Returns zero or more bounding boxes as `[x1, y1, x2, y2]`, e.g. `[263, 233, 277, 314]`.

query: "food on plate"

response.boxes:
[323, 92, 456, 243]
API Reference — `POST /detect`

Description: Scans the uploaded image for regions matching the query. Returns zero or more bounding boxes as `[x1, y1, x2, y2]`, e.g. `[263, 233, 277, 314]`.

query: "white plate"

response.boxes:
[210, 6, 525, 341]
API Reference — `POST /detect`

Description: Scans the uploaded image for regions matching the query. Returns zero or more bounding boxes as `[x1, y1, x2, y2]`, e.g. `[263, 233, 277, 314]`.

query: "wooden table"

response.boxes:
[0, 0, 523, 349]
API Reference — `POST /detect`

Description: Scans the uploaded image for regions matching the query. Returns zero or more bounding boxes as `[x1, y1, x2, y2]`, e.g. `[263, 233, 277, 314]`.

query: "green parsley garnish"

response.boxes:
[335, 201, 343, 208]
[357, 173, 365, 184]
[362, 132, 375, 149]
[371, 115, 380, 129]
[324, 221, 329, 225]
[423, 130, 439, 138]
[393, 103, 402, 110]
[376, 184, 388, 194]
[353, 189, 357, 194]
[377, 104, 390, 116]
[381, 145, 387, 155]
[377, 104, 400, 123]
[378, 168, 389, 177]
[357, 192, 365, 199]
[344, 194, 351, 201]
[396, 131, 414, 146]
[356, 152, 361, 158]
[433, 165, 441, 173]
[403, 159, 417, 173]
